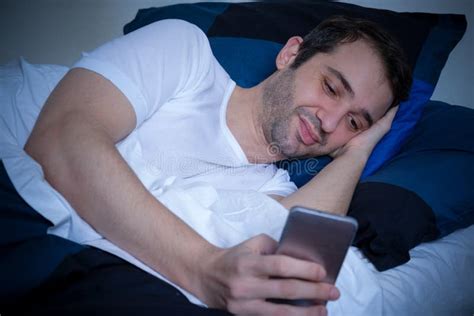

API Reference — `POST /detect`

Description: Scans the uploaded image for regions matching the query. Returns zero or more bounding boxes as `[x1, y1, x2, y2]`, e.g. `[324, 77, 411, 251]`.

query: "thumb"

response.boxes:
[370, 105, 400, 137]
[242, 234, 278, 255]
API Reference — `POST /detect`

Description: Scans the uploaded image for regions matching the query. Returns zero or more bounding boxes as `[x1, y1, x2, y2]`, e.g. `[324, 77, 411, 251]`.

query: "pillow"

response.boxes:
[361, 101, 474, 237]
[123, 1, 467, 180]
[349, 182, 439, 271]
[348, 101, 474, 271]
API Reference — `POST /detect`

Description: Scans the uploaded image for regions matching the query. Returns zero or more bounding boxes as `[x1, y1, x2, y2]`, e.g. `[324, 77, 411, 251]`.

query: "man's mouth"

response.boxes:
[298, 116, 320, 146]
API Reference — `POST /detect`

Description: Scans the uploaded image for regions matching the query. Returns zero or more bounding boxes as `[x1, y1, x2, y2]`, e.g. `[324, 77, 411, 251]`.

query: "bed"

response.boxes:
[0, 1, 473, 315]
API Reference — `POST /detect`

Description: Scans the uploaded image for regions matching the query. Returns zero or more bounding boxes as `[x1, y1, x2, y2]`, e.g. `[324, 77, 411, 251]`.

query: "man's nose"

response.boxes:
[318, 107, 346, 133]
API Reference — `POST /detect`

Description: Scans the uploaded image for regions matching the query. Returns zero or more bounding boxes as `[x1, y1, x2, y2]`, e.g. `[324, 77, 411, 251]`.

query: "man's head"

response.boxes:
[260, 15, 412, 159]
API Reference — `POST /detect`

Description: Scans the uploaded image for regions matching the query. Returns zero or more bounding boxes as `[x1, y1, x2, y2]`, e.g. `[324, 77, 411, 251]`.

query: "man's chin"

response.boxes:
[276, 140, 334, 160]
[282, 149, 330, 160]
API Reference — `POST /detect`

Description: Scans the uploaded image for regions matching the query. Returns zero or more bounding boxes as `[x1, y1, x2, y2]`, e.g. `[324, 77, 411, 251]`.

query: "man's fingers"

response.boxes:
[257, 255, 327, 281]
[385, 105, 399, 121]
[378, 105, 399, 128]
[228, 299, 328, 316]
[265, 278, 339, 301]
[359, 104, 399, 144]
[206, 238, 341, 313]
[238, 278, 339, 301]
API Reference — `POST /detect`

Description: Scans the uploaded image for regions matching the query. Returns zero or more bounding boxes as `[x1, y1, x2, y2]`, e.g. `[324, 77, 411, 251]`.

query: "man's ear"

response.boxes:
[275, 36, 303, 70]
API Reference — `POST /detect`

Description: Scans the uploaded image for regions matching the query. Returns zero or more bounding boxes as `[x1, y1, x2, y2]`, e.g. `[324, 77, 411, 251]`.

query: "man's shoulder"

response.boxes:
[137, 19, 208, 43]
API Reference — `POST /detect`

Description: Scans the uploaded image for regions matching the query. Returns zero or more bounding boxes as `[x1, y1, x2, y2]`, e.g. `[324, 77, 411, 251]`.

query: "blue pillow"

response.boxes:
[124, 2, 467, 180]
[362, 102, 474, 237]
[348, 101, 474, 270]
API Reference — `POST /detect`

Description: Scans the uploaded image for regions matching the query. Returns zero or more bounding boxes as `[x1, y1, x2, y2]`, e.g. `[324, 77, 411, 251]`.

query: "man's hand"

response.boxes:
[330, 106, 399, 159]
[198, 234, 339, 315]
[280, 106, 399, 215]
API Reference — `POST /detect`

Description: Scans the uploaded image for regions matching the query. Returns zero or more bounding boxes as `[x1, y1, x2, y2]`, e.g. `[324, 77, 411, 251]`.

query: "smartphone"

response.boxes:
[272, 206, 358, 306]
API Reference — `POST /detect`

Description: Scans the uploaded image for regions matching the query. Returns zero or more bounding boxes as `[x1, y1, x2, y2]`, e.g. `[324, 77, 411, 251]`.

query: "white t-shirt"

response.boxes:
[0, 19, 296, 306]
[73, 19, 296, 196]
[0, 19, 296, 228]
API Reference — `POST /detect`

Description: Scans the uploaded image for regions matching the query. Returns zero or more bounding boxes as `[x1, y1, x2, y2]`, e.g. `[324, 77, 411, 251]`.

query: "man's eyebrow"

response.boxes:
[361, 109, 374, 127]
[326, 66, 354, 98]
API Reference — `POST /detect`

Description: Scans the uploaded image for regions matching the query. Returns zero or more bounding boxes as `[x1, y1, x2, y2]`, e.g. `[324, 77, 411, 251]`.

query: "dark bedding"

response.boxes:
[0, 161, 230, 314]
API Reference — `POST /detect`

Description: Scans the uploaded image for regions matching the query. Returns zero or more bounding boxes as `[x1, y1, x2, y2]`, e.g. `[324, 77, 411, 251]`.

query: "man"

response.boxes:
[8, 15, 410, 315]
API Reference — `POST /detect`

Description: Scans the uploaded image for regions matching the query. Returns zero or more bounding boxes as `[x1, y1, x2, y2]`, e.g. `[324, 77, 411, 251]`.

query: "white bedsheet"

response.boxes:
[379, 224, 474, 315]
[1, 60, 473, 315]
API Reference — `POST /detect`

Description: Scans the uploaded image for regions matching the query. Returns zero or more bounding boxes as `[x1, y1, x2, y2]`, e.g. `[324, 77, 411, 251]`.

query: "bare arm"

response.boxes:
[25, 68, 336, 315]
[25, 68, 215, 293]
[279, 107, 398, 215]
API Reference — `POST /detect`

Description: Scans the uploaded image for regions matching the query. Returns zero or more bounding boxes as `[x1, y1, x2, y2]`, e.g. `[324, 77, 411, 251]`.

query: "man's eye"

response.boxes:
[324, 80, 336, 96]
[348, 116, 359, 131]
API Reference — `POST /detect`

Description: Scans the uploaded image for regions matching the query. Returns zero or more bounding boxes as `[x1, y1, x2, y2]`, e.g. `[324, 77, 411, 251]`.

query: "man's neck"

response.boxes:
[227, 84, 280, 164]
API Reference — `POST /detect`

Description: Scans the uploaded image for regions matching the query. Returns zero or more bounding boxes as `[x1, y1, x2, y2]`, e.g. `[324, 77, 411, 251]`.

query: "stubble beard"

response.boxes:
[261, 68, 329, 160]
[261, 68, 308, 159]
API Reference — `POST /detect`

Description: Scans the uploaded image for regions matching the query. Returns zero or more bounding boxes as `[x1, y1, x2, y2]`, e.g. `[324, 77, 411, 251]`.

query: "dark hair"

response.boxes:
[290, 15, 412, 107]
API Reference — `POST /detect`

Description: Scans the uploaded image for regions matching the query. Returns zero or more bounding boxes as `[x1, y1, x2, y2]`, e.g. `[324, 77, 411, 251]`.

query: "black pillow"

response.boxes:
[349, 182, 439, 271]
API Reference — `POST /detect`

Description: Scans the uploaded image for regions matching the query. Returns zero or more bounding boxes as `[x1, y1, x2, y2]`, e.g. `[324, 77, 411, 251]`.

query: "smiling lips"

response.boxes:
[298, 116, 320, 146]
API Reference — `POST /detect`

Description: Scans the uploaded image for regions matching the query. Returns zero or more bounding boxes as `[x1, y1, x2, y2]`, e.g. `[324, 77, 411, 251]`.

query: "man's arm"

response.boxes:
[25, 67, 215, 293]
[25, 68, 337, 315]
[279, 107, 398, 215]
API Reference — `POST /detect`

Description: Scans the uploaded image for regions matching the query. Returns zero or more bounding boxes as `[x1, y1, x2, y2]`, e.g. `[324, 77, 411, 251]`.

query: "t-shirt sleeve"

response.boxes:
[258, 167, 298, 197]
[72, 19, 214, 128]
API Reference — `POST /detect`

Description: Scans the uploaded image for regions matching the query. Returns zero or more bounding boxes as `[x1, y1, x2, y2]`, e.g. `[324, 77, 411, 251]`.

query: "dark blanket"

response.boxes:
[0, 161, 229, 315]
[0, 161, 83, 305]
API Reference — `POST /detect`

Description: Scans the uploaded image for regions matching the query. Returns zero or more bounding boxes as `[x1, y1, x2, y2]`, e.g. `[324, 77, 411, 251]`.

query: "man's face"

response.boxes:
[261, 40, 394, 159]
